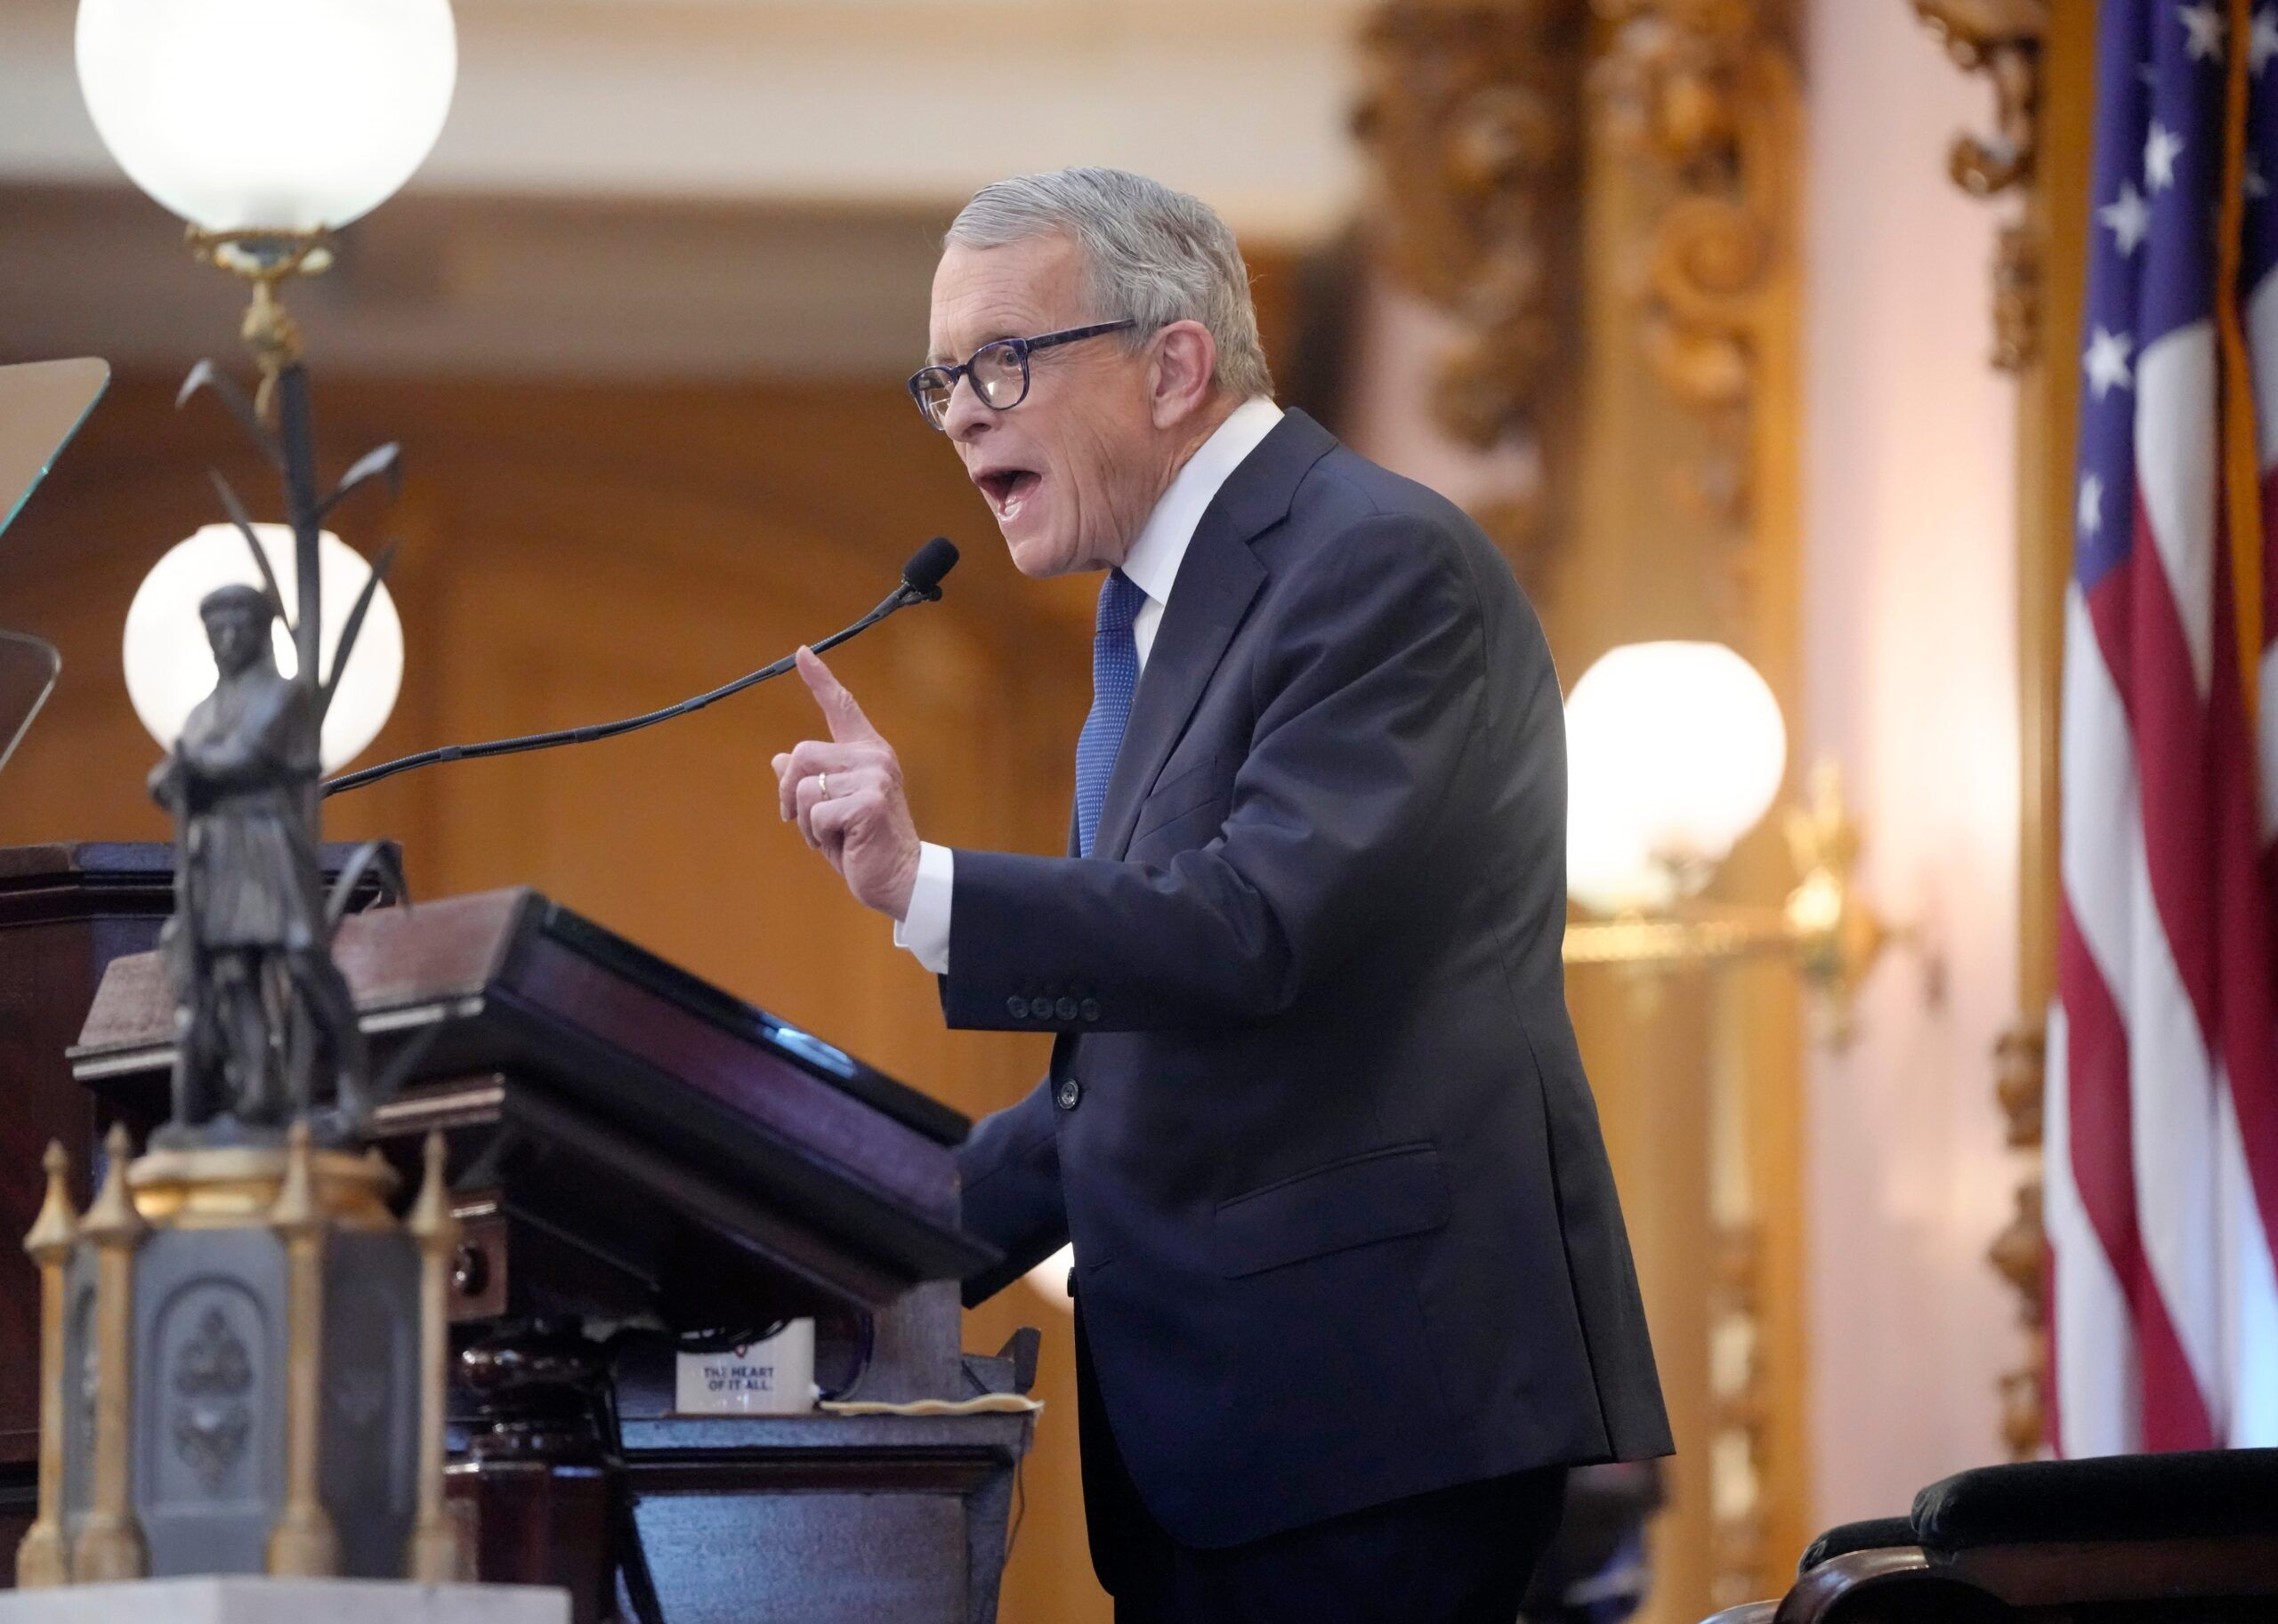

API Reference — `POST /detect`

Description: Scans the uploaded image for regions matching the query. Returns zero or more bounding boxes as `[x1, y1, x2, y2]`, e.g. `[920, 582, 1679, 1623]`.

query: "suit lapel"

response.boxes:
[1092, 410, 1337, 863]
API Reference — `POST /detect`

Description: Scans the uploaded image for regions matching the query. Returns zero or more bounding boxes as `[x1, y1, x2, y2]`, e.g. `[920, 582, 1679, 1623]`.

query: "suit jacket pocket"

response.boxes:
[1214, 1142, 1450, 1278]
[1130, 753, 1236, 844]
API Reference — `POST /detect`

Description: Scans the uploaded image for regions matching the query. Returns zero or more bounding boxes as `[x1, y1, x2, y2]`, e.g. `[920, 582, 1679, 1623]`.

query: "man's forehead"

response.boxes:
[929, 236, 1085, 346]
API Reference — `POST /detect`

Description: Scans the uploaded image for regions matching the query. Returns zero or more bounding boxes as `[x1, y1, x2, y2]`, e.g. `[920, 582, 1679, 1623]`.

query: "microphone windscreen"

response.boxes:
[903, 537, 960, 595]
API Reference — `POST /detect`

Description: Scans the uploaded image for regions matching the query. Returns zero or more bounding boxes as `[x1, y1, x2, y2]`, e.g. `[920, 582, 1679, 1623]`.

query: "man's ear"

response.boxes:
[1149, 320, 1219, 429]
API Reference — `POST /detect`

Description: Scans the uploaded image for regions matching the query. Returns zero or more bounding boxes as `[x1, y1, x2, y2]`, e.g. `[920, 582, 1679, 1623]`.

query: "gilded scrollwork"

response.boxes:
[1912, 0, 2049, 368]
[1990, 1020, 2048, 1458]
[1593, 0, 1796, 529]
[1353, 0, 1587, 564]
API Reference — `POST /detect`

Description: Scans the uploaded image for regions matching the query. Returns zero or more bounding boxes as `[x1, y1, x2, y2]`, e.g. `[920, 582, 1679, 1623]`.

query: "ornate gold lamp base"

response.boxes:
[183, 226, 336, 424]
[1563, 763, 1902, 1045]
[14, 1127, 461, 1588]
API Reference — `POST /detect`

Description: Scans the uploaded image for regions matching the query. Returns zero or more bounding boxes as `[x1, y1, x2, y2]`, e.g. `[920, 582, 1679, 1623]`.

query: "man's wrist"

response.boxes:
[892, 844, 955, 974]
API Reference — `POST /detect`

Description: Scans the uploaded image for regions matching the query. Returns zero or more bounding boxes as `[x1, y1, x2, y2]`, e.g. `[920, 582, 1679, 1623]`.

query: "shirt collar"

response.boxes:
[1118, 395, 1285, 610]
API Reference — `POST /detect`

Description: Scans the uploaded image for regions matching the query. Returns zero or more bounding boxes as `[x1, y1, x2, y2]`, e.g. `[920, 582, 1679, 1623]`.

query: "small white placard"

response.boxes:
[673, 1319, 816, 1415]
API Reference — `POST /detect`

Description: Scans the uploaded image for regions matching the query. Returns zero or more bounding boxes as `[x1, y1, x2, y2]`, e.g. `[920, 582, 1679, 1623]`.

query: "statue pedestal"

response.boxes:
[0, 1577, 566, 1623]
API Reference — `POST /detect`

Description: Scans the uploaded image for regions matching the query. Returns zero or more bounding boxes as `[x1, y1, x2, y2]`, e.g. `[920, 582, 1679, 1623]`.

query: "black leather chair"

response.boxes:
[1700, 1449, 2278, 1624]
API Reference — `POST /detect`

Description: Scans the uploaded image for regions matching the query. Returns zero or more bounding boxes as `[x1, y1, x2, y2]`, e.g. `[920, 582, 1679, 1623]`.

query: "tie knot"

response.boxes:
[1096, 568, 1146, 636]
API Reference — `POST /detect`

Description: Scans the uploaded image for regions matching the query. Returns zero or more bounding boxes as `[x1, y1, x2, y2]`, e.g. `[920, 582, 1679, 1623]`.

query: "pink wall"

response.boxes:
[1798, 0, 2024, 1527]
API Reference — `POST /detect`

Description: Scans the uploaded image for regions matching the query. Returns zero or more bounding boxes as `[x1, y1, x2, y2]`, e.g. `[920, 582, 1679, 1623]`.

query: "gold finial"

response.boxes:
[21, 1143, 76, 1263]
[406, 1131, 450, 1243]
[405, 1130, 463, 1582]
[15, 1143, 75, 1588]
[79, 1126, 145, 1245]
[73, 1124, 147, 1582]
[267, 1118, 338, 1578]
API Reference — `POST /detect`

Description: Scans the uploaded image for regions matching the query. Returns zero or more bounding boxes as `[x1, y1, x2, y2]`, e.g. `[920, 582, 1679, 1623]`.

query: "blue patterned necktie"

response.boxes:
[1075, 568, 1146, 858]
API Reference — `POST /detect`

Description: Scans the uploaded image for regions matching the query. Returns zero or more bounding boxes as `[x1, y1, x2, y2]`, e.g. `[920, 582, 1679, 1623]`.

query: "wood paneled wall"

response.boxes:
[0, 369, 1114, 1621]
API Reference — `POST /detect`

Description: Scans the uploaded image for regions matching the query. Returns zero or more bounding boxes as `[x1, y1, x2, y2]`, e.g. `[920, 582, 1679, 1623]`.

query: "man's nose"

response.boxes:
[941, 374, 994, 443]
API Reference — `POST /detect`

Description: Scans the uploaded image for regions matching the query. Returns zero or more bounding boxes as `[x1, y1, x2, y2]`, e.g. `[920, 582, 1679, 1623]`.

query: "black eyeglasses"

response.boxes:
[907, 319, 1138, 430]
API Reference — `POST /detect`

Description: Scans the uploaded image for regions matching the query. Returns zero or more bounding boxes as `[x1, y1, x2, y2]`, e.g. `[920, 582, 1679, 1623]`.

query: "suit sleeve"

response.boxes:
[955, 1076, 1069, 1305]
[941, 512, 1488, 1031]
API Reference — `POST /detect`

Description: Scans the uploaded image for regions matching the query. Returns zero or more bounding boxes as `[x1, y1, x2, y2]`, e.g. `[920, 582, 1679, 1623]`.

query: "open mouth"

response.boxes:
[975, 468, 1041, 521]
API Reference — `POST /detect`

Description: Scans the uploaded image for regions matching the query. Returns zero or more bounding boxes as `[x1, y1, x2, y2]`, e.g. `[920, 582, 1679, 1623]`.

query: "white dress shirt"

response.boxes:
[893, 395, 1286, 974]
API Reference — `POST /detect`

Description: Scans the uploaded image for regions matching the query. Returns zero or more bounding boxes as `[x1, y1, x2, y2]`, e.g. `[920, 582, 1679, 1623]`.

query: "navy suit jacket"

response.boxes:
[949, 409, 1671, 1549]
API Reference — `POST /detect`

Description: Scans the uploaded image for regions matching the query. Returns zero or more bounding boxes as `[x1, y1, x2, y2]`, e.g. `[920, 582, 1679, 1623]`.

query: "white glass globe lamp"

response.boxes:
[124, 522, 403, 774]
[75, 0, 458, 236]
[1564, 642, 1787, 917]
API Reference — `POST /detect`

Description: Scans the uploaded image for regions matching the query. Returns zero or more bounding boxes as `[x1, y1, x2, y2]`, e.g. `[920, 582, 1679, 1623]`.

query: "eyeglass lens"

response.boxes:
[915, 342, 1031, 428]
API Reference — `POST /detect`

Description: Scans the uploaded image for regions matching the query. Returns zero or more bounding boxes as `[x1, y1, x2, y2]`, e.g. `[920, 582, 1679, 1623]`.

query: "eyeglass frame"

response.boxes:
[906, 319, 1140, 430]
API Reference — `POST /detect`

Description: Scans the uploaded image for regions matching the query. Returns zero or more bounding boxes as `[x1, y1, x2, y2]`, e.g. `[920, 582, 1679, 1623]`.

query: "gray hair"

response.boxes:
[947, 166, 1273, 401]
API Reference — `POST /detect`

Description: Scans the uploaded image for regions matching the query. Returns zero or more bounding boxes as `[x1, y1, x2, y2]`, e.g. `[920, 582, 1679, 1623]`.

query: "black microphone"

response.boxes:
[321, 538, 960, 797]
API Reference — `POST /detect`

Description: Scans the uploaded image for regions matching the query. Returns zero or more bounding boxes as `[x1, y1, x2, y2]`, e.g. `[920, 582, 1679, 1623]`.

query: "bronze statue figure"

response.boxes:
[149, 584, 369, 1143]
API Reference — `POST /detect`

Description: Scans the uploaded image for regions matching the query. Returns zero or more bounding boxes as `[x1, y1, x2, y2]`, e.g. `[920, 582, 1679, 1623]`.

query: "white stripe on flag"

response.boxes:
[2046, 1003, 2139, 1456]
[2058, 587, 2226, 1411]
[2217, 1074, 2278, 1443]
[2245, 265, 2278, 472]
[2136, 323, 2219, 695]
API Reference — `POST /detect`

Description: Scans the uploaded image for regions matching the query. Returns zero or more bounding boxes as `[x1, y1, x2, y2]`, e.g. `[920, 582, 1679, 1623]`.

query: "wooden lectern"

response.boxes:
[3, 848, 1035, 1623]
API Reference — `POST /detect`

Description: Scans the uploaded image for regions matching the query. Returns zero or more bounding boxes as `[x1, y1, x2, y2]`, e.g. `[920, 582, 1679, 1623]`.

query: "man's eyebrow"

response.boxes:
[926, 329, 1021, 367]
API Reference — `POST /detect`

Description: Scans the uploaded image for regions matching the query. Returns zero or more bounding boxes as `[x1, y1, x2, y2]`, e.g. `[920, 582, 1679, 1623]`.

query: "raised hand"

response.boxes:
[770, 648, 922, 919]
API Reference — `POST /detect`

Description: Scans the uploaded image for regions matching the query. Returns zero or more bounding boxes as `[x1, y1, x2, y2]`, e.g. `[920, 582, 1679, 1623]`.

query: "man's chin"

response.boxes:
[1004, 529, 1078, 579]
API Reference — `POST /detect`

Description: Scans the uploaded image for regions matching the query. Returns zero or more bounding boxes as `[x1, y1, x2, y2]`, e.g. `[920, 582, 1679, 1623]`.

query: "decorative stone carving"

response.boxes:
[1912, 0, 2049, 368]
[171, 1306, 255, 1492]
[1354, 0, 1587, 564]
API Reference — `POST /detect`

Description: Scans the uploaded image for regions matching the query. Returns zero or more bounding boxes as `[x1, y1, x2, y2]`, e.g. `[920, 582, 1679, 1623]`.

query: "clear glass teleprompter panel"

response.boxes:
[0, 358, 111, 775]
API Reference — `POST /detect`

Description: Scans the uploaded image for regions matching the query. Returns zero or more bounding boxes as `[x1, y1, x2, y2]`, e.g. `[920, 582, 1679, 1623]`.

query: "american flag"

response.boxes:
[2048, 0, 2278, 1454]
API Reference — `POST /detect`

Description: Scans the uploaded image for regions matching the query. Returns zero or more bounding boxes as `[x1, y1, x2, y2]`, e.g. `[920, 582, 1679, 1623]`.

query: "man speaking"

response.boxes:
[773, 167, 1669, 1622]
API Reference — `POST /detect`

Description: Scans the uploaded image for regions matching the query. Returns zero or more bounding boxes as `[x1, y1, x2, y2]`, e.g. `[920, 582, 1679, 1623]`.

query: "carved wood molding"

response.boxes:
[1592, 0, 1797, 534]
[1912, 0, 2049, 369]
[1353, 0, 1588, 566]
[1990, 1019, 2048, 1459]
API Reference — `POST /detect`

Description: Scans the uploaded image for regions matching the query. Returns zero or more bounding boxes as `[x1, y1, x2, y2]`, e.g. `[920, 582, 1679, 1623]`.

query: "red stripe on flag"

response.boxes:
[2093, 499, 2218, 1047]
[2056, 901, 2217, 1448]
[2211, 487, 2278, 1261]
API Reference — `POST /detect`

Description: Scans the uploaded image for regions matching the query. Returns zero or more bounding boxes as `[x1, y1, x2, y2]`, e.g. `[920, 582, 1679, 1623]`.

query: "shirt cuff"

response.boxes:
[892, 841, 954, 974]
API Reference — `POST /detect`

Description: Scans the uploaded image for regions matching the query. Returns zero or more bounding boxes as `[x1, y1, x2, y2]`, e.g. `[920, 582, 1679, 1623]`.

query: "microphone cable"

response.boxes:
[320, 537, 957, 798]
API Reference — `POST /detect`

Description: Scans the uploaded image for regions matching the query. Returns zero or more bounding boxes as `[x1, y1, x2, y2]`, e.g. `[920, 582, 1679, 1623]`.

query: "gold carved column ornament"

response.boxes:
[1353, 0, 1588, 574]
[1915, 0, 2057, 1461]
[1989, 1023, 2048, 1458]
[1593, 0, 1797, 540]
[1590, 2, 1803, 1605]
[1912, 1, 2049, 370]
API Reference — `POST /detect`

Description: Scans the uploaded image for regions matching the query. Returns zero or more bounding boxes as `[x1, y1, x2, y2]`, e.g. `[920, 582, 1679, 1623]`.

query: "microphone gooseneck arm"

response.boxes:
[320, 538, 959, 799]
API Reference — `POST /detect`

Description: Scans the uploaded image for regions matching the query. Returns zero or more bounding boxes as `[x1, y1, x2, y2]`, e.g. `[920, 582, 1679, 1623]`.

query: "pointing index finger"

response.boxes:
[796, 647, 881, 744]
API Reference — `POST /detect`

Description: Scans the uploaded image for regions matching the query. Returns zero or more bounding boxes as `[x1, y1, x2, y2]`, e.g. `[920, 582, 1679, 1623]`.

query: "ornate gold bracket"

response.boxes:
[185, 226, 337, 424]
[1565, 764, 1899, 1046]
[1354, 0, 1587, 570]
[1911, 0, 2049, 369]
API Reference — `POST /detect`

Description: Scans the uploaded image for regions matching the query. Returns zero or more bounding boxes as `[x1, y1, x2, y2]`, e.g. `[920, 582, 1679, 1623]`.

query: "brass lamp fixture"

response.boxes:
[74, 0, 458, 417]
[1560, 642, 1899, 1044]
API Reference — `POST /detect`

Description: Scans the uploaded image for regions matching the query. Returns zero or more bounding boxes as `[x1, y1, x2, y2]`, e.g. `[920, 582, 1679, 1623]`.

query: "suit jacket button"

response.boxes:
[1006, 996, 1030, 1020]
[1055, 1078, 1082, 1111]
[1055, 996, 1079, 1021]
[1079, 998, 1101, 1022]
